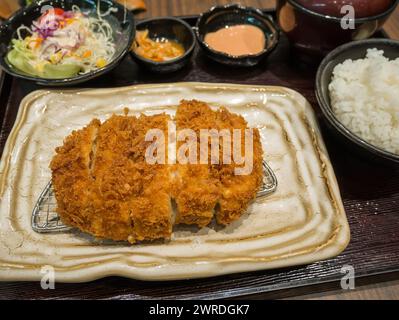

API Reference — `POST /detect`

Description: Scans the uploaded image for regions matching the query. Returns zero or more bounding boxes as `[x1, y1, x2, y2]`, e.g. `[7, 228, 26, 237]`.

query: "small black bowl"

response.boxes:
[131, 17, 195, 73]
[277, 0, 399, 58]
[316, 38, 399, 166]
[195, 4, 279, 67]
[0, 0, 135, 86]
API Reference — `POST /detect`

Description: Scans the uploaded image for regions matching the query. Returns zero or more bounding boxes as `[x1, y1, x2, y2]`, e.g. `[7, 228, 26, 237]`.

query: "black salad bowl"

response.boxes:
[0, 0, 135, 86]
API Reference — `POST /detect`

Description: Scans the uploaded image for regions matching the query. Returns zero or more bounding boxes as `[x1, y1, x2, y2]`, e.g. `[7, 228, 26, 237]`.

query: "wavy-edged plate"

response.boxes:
[0, 82, 350, 281]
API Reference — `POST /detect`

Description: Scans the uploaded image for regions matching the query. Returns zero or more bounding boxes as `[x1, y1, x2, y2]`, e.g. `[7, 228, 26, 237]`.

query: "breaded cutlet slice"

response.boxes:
[89, 115, 139, 241]
[173, 100, 221, 227]
[92, 113, 172, 243]
[50, 119, 101, 235]
[51, 113, 173, 243]
[127, 113, 173, 242]
[213, 107, 264, 225]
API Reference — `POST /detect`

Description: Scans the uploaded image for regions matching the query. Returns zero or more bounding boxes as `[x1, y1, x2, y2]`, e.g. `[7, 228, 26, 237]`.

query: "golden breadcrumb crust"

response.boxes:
[50, 114, 172, 243]
[173, 100, 221, 227]
[50, 100, 263, 243]
[174, 100, 263, 226]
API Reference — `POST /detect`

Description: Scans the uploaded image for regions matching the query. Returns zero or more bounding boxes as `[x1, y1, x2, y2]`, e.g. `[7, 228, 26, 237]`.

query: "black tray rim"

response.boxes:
[0, 10, 396, 300]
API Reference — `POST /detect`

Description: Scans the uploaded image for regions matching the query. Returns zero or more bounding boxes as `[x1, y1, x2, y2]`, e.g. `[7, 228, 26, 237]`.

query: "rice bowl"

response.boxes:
[329, 48, 399, 155]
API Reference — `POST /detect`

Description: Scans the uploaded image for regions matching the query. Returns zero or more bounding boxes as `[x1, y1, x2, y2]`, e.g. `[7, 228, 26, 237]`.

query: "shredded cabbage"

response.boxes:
[7, 5, 116, 78]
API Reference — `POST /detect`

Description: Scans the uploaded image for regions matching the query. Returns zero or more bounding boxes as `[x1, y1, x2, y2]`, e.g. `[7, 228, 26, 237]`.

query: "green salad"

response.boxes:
[7, 6, 115, 78]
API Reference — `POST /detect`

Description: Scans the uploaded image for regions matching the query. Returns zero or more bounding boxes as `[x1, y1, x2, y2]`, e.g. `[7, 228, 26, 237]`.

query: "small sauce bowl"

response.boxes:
[195, 4, 279, 67]
[131, 17, 196, 73]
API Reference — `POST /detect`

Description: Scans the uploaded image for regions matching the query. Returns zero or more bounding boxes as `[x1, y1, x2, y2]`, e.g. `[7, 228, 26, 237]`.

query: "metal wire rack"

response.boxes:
[31, 181, 72, 233]
[31, 160, 278, 233]
[257, 160, 278, 198]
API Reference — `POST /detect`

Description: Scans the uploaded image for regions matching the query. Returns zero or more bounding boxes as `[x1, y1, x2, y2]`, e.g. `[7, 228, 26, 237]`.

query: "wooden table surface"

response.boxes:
[0, 0, 398, 300]
[138, 0, 399, 300]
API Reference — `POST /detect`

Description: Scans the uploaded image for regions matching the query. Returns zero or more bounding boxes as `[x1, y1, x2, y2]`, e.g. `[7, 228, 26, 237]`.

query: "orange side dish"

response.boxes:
[133, 29, 185, 62]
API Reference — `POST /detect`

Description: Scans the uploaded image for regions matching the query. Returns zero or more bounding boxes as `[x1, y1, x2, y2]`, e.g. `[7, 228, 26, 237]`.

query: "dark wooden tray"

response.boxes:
[0, 13, 399, 300]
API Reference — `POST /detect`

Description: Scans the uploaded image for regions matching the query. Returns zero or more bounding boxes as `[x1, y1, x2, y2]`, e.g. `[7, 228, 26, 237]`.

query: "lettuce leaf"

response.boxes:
[7, 40, 81, 79]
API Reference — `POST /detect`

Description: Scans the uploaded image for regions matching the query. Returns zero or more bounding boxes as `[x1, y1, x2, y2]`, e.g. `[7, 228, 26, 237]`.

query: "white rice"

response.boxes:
[329, 48, 399, 154]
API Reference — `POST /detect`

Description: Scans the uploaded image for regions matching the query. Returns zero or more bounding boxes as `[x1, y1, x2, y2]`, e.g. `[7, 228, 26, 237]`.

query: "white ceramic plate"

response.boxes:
[0, 83, 350, 282]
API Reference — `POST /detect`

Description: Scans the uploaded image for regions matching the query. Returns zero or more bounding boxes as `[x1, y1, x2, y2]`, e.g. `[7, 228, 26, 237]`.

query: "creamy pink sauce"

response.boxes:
[204, 25, 265, 56]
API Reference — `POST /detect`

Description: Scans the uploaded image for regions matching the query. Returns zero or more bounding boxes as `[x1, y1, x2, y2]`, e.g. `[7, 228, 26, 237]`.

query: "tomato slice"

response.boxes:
[39, 8, 65, 22]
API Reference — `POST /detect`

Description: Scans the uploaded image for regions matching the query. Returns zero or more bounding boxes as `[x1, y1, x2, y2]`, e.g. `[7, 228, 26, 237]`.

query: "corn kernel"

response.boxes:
[96, 58, 107, 68]
[50, 52, 62, 64]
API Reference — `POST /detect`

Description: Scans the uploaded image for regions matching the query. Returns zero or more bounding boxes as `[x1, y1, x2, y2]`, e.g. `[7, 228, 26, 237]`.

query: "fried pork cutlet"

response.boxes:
[50, 100, 264, 243]
[127, 114, 172, 242]
[173, 100, 221, 227]
[214, 107, 264, 225]
[50, 114, 172, 243]
[174, 100, 263, 226]
[50, 119, 100, 234]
